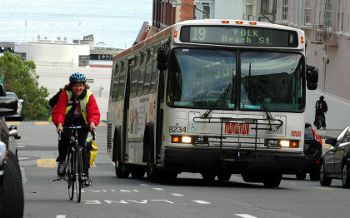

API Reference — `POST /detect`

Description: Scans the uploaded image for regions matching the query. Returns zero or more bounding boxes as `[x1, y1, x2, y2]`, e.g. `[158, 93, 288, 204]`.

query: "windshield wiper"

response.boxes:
[202, 69, 235, 118]
[247, 63, 275, 126]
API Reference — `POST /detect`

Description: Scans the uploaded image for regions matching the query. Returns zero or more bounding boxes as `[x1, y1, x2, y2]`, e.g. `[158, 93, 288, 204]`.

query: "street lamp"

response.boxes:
[170, 1, 205, 19]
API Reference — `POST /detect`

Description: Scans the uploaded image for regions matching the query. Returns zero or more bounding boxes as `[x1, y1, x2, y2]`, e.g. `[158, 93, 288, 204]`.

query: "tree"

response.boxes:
[0, 51, 49, 120]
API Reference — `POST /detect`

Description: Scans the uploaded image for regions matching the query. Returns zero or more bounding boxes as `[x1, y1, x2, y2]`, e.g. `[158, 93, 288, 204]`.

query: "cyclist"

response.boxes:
[51, 72, 100, 187]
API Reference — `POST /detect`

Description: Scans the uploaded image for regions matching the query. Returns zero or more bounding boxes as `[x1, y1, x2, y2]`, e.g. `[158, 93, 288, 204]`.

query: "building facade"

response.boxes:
[152, 0, 245, 30]
[14, 40, 119, 120]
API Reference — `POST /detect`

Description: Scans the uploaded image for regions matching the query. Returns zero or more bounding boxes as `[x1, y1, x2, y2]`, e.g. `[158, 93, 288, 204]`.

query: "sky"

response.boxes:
[0, 0, 153, 49]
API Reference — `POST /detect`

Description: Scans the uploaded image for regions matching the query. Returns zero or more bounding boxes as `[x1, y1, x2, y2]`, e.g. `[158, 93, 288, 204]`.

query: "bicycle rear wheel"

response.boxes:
[75, 149, 83, 203]
[67, 151, 75, 201]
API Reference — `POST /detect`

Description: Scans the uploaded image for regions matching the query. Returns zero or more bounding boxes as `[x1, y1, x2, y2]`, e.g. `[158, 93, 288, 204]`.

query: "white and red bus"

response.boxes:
[107, 19, 318, 187]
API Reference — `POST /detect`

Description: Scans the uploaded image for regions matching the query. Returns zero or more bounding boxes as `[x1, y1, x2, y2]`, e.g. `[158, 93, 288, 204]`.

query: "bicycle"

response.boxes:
[58, 126, 95, 203]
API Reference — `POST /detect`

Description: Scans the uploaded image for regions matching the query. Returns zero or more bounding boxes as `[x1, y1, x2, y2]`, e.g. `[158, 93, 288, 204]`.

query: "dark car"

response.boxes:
[320, 126, 350, 188]
[295, 123, 323, 180]
[4, 92, 24, 121]
[0, 84, 24, 218]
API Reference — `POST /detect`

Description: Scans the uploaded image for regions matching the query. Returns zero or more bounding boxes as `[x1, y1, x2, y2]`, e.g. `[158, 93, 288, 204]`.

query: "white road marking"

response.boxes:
[313, 186, 333, 191]
[171, 193, 184, 197]
[120, 189, 133, 193]
[153, 187, 164, 191]
[235, 214, 258, 218]
[151, 199, 174, 204]
[84, 200, 102, 205]
[56, 215, 66, 218]
[193, 200, 211, 205]
[105, 200, 128, 204]
[139, 184, 149, 186]
[18, 157, 29, 161]
[20, 167, 27, 184]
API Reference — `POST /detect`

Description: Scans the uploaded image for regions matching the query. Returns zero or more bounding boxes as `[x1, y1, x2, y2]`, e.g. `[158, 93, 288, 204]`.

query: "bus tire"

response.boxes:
[262, 173, 282, 188]
[201, 172, 216, 183]
[130, 166, 145, 179]
[115, 161, 130, 178]
[217, 172, 231, 182]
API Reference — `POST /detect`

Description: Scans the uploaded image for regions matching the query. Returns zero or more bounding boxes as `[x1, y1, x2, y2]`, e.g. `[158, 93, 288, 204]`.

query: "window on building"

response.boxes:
[202, 3, 211, 19]
[261, 0, 269, 15]
[325, 0, 333, 31]
[245, 5, 253, 20]
[282, 0, 289, 21]
[336, 0, 344, 32]
[79, 55, 89, 66]
[304, 0, 312, 25]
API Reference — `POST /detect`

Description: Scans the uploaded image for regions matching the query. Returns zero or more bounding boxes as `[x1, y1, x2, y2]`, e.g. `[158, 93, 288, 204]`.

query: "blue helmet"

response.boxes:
[69, 72, 86, 83]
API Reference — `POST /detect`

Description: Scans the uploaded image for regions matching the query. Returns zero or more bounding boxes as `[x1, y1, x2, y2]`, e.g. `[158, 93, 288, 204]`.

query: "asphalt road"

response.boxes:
[11, 121, 350, 218]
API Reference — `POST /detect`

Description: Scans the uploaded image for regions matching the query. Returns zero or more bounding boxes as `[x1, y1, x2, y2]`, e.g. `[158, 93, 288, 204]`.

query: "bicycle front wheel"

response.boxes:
[75, 149, 83, 203]
[67, 151, 75, 201]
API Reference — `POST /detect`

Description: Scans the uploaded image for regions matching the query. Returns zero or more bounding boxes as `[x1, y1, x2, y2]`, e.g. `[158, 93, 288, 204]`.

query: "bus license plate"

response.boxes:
[224, 123, 250, 135]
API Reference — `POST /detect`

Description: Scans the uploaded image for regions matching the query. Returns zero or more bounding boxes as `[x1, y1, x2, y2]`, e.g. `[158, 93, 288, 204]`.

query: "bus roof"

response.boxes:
[113, 19, 304, 62]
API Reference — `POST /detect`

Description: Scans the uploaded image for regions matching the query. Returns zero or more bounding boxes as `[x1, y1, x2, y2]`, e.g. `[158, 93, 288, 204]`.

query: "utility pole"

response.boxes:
[296, 0, 302, 29]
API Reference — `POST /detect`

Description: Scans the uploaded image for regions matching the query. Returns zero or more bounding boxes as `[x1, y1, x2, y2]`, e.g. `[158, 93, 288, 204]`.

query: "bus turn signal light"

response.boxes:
[249, 21, 257, 25]
[290, 140, 299, 148]
[222, 20, 230, 24]
[171, 136, 180, 143]
[171, 136, 192, 144]
[235, 21, 244, 24]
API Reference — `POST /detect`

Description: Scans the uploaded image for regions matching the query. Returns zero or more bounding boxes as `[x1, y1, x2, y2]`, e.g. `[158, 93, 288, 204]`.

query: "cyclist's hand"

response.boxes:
[90, 122, 96, 132]
[56, 123, 63, 133]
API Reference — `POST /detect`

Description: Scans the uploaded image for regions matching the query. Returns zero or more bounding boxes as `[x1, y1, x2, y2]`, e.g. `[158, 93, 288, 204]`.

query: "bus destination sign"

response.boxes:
[180, 26, 299, 47]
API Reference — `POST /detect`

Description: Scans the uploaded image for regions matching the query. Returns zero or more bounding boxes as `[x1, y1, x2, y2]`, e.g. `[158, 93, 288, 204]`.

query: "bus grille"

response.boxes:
[106, 122, 113, 151]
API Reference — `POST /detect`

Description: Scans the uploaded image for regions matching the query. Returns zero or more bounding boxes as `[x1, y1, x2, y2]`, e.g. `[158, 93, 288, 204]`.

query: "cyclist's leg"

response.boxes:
[57, 131, 70, 177]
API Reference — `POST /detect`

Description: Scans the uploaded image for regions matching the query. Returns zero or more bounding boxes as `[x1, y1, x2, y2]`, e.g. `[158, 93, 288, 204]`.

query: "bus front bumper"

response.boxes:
[163, 146, 304, 174]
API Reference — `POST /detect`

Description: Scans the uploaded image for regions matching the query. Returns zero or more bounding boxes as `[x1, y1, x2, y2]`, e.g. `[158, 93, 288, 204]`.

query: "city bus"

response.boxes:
[107, 19, 318, 188]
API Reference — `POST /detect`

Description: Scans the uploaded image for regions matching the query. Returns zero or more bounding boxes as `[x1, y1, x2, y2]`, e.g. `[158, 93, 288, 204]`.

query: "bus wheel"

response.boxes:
[115, 161, 130, 178]
[217, 172, 231, 182]
[262, 173, 282, 188]
[147, 163, 160, 182]
[131, 166, 145, 179]
[201, 172, 216, 182]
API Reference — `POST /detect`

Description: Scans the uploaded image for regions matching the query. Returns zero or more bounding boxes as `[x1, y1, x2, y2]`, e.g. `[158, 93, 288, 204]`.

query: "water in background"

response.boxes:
[0, 0, 152, 49]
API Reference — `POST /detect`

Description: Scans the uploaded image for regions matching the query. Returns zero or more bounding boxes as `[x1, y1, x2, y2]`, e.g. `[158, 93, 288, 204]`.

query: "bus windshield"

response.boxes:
[240, 51, 304, 112]
[167, 49, 304, 112]
[167, 48, 236, 109]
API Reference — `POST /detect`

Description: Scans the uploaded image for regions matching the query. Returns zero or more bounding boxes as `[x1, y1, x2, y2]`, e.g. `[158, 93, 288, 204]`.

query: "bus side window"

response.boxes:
[137, 52, 146, 96]
[118, 61, 126, 100]
[111, 63, 120, 101]
[150, 58, 159, 93]
[130, 55, 140, 97]
[143, 49, 153, 95]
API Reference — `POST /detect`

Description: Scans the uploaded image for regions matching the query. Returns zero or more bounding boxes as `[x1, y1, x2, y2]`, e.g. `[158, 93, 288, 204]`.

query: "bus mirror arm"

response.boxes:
[157, 42, 170, 71]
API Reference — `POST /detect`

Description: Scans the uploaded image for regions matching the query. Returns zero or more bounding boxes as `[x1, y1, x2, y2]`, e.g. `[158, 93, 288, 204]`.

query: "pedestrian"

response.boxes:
[314, 95, 328, 129]
[50, 72, 101, 187]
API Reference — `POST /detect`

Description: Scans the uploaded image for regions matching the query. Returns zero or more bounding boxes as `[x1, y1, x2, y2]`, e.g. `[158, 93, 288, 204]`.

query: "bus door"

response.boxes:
[122, 61, 132, 161]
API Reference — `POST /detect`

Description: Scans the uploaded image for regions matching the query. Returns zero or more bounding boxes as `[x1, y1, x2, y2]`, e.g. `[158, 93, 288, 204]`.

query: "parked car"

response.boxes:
[0, 84, 24, 218]
[4, 92, 24, 121]
[295, 123, 323, 180]
[320, 126, 350, 188]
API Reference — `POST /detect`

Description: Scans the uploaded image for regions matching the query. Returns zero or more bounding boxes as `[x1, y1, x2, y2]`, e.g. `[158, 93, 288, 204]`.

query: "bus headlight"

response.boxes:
[280, 140, 299, 148]
[280, 140, 290, 147]
[171, 135, 192, 144]
[0, 141, 6, 165]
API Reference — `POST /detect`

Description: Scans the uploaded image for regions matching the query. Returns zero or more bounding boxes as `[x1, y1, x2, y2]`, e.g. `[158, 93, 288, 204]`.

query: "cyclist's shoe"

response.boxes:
[82, 176, 92, 188]
[57, 162, 66, 178]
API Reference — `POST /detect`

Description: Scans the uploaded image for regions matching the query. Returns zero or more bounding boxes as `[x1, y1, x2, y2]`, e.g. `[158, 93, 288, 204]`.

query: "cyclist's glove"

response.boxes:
[90, 122, 96, 131]
[57, 123, 63, 133]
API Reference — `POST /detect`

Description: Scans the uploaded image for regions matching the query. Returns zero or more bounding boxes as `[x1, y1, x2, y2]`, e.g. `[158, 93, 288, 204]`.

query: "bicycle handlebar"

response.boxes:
[58, 126, 96, 141]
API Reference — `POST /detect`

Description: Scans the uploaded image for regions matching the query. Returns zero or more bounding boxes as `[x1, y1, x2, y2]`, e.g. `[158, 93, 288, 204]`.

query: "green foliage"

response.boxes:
[0, 51, 49, 120]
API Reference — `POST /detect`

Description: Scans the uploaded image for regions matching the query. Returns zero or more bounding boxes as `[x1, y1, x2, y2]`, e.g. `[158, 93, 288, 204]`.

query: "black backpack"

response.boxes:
[49, 89, 62, 109]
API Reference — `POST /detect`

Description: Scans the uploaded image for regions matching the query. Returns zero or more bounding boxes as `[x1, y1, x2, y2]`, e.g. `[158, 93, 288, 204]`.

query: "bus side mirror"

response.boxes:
[306, 65, 318, 90]
[157, 43, 169, 71]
